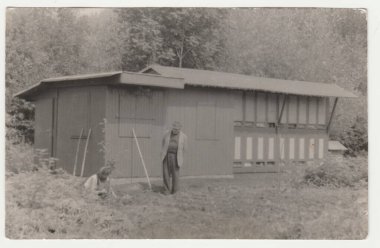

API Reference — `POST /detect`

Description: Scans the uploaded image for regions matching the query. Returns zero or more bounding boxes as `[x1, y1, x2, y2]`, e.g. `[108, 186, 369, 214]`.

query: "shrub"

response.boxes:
[5, 140, 36, 174]
[339, 116, 368, 157]
[302, 155, 367, 188]
[6, 98, 34, 144]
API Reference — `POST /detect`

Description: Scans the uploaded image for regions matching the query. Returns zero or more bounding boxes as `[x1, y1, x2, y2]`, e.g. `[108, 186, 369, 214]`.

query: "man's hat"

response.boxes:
[172, 121, 182, 129]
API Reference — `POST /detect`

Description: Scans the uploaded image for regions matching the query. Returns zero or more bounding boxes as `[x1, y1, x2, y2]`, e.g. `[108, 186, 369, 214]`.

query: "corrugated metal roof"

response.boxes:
[141, 64, 357, 98]
[328, 141, 348, 151]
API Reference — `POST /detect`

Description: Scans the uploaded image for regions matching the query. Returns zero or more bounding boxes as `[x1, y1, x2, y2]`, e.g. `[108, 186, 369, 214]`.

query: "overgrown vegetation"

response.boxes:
[302, 155, 368, 188]
[6, 98, 34, 144]
[5, 132, 368, 239]
[339, 116, 368, 156]
[6, 155, 367, 239]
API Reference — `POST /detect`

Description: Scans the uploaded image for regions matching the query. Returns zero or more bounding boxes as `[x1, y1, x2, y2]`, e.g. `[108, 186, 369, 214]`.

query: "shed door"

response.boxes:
[34, 97, 56, 157]
[118, 90, 154, 178]
[56, 88, 89, 175]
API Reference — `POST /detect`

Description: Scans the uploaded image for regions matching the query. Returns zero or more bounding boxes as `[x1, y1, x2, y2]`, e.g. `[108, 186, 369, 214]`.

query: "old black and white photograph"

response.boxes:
[3, 2, 374, 243]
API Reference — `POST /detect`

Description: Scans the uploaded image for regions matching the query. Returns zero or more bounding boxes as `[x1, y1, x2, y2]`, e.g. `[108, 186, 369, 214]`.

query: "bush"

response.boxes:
[302, 155, 367, 188]
[6, 98, 35, 144]
[339, 116, 368, 157]
[6, 140, 36, 174]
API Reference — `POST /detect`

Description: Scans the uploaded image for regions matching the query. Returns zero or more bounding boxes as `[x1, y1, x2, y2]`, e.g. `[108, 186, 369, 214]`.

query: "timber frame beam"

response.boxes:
[326, 97, 339, 133]
[277, 94, 288, 128]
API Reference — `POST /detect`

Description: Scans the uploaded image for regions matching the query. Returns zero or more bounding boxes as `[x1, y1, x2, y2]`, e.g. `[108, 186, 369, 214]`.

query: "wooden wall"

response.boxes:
[231, 90, 330, 172]
[33, 85, 107, 176]
[164, 87, 234, 177]
[105, 85, 234, 178]
[105, 86, 165, 178]
[233, 90, 328, 126]
[56, 86, 106, 176]
[33, 84, 331, 177]
[34, 88, 58, 157]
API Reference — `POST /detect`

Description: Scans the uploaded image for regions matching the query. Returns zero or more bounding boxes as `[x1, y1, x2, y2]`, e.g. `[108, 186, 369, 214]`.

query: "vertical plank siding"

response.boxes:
[105, 86, 233, 178]
[165, 87, 234, 176]
[39, 86, 107, 176]
[308, 97, 318, 124]
[256, 92, 267, 123]
[267, 93, 277, 123]
[33, 81, 332, 178]
[298, 96, 308, 124]
[288, 95, 298, 124]
[34, 90, 56, 157]
[232, 90, 329, 173]
[245, 92, 255, 122]
[105, 86, 164, 178]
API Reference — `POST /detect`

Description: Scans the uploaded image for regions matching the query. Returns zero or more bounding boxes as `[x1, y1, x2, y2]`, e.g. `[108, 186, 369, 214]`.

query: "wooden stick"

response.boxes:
[80, 128, 92, 177]
[110, 185, 117, 198]
[277, 94, 287, 125]
[73, 128, 84, 176]
[132, 128, 152, 190]
[326, 97, 339, 133]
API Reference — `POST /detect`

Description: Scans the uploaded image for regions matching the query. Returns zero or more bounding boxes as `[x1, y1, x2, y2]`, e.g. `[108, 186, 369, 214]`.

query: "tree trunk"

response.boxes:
[179, 56, 183, 68]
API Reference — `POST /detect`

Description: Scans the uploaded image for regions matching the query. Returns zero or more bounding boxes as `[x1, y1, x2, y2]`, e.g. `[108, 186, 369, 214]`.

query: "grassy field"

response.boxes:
[5, 156, 367, 239]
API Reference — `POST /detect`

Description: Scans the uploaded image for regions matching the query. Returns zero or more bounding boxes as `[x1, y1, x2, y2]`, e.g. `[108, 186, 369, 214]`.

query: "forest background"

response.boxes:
[5, 8, 367, 154]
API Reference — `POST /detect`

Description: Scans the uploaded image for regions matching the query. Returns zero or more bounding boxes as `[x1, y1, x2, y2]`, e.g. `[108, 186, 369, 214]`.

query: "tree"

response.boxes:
[81, 9, 123, 72]
[6, 8, 92, 107]
[116, 8, 175, 71]
[115, 8, 228, 71]
[223, 8, 367, 140]
[157, 8, 227, 69]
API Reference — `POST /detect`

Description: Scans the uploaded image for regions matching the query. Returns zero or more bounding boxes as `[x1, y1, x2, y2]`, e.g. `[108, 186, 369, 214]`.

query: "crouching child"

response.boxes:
[84, 162, 115, 199]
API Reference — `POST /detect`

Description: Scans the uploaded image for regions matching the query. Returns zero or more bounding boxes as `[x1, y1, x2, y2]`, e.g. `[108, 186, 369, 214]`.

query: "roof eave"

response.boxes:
[183, 83, 358, 98]
[120, 72, 185, 89]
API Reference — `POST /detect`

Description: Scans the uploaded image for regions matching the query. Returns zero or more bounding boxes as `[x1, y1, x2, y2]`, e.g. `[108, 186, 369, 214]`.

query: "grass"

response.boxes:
[5, 146, 368, 239]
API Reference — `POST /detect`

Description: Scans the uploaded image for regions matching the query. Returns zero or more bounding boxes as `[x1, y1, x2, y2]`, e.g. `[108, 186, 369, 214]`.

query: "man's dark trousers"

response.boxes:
[163, 153, 179, 194]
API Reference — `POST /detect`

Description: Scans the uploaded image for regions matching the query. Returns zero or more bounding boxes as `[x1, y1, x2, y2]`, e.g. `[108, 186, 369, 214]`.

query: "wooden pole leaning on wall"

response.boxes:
[80, 128, 92, 177]
[276, 94, 287, 168]
[73, 128, 84, 176]
[132, 128, 152, 190]
[326, 97, 339, 134]
[275, 94, 288, 191]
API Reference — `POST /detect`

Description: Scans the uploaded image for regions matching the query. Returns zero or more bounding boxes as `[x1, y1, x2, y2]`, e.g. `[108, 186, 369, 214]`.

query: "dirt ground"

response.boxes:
[5, 163, 368, 239]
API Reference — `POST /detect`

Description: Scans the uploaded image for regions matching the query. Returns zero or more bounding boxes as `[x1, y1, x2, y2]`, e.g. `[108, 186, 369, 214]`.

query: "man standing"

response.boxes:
[161, 121, 187, 194]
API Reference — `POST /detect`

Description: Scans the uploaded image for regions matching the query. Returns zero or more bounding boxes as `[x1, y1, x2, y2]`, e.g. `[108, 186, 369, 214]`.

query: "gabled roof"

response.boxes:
[15, 64, 357, 100]
[140, 64, 357, 98]
[14, 71, 184, 100]
[14, 71, 122, 99]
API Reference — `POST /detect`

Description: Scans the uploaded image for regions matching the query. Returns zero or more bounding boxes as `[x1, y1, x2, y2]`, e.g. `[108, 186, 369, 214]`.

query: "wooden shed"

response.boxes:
[15, 65, 356, 177]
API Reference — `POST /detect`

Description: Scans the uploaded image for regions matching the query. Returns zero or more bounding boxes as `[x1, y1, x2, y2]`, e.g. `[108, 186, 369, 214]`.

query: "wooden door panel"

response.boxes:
[56, 88, 89, 174]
